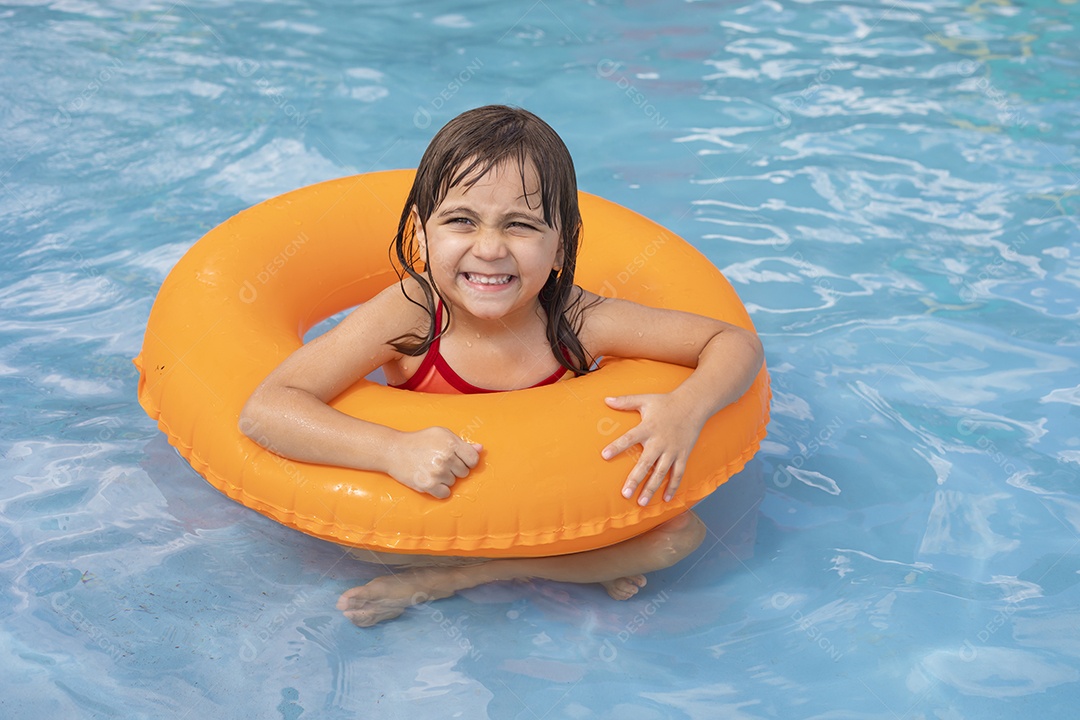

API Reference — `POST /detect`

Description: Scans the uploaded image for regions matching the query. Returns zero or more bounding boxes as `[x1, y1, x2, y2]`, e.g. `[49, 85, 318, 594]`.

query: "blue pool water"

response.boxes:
[2, 0, 1079, 717]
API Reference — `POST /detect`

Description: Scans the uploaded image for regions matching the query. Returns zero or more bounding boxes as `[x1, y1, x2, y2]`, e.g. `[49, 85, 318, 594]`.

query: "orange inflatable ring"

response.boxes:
[134, 170, 770, 557]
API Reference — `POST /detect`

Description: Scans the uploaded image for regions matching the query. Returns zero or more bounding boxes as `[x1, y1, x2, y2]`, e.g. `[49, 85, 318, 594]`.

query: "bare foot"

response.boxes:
[336, 567, 463, 627]
[601, 574, 647, 600]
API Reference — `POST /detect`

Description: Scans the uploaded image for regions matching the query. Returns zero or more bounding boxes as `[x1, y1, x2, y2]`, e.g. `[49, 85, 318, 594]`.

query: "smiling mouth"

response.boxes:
[463, 272, 515, 286]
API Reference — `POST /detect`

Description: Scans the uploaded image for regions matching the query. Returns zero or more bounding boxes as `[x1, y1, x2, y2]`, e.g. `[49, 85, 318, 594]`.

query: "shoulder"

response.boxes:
[326, 276, 432, 360]
[364, 276, 431, 320]
[571, 287, 617, 349]
[249, 278, 433, 404]
[574, 287, 731, 364]
[334, 277, 431, 349]
[574, 286, 632, 329]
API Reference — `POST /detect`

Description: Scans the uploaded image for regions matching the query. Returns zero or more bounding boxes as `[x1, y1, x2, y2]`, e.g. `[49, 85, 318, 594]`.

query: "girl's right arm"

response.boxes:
[239, 283, 481, 499]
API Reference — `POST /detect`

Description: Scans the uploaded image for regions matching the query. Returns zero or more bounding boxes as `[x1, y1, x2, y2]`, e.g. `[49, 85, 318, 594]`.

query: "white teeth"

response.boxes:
[465, 273, 512, 285]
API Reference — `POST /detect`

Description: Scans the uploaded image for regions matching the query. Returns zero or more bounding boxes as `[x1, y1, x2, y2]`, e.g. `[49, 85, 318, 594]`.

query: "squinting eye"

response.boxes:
[509, 222, 538, 231]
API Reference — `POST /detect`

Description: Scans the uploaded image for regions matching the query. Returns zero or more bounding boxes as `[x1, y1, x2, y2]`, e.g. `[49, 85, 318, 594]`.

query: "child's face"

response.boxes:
[415, 159, 564, 325]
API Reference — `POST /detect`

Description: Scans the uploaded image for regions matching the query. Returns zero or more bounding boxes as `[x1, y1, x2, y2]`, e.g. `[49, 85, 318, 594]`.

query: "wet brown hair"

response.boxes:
[389, 105, 593, 374]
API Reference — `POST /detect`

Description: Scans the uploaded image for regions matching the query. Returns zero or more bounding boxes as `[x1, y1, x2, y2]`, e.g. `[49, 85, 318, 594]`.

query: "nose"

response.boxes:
[472, 227, 508, 261]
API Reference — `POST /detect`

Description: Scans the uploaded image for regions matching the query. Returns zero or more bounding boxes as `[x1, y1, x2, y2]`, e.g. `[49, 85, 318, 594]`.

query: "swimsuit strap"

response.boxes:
[392, 299, 571, 394]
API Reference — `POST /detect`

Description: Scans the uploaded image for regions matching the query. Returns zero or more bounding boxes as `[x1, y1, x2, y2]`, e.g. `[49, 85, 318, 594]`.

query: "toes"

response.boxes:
[343, 610, 377, 628]
[337, 587, 369, 610]
[617, 582, 640, 599]
[604, 575, 648, 600]
[344, 607, 404, 628]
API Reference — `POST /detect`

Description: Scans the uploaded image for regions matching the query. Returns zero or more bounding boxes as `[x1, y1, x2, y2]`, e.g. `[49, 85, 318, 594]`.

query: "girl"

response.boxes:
[240, 105, 764, 627]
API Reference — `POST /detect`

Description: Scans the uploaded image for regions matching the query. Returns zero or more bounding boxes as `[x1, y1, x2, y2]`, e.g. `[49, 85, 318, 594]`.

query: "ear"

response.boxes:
[411, 206, 426, 255]
[553, 243, 565, 272]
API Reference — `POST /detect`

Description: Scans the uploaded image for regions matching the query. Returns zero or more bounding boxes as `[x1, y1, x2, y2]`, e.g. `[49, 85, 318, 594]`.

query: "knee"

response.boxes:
[648, 513, 706, 565]
[671, 513, 707, 557]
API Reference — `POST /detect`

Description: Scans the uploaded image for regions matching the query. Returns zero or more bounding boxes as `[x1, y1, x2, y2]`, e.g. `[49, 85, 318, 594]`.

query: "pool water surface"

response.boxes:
[1, 0, 1079, 717]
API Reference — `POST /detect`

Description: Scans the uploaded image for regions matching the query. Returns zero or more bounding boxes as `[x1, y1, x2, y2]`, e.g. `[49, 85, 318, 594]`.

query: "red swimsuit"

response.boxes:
[390, 301, 569, 394]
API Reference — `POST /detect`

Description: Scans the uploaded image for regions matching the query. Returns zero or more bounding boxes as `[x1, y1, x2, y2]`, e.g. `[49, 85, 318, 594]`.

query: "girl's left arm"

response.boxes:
[579, 290, 765, 506]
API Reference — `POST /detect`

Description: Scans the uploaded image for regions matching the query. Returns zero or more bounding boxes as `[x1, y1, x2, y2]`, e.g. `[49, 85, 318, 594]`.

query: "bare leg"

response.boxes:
[337, 512, 706, 627]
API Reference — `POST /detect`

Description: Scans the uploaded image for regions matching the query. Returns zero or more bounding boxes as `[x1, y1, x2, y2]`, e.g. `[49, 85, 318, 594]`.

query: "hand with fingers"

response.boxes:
[389, 427, 482, 499]
[600, 393, 708, 506]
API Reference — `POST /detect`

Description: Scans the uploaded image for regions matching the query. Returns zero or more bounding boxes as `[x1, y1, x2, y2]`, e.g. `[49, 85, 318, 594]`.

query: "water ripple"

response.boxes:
[919, 647, 1079, 697]
[0, 273, 122, 318]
